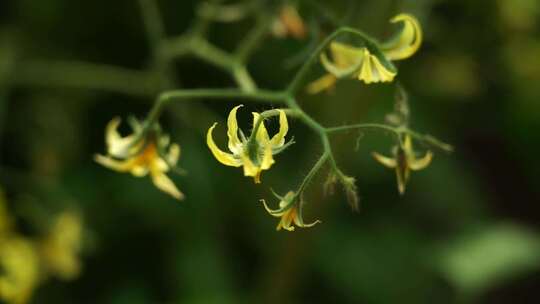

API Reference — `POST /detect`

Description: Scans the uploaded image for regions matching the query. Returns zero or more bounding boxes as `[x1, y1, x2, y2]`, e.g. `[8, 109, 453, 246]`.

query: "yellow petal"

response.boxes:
[240, 152, 261, 183]
[383, 13, 422, 61]
[329, 41, 365, 68]
[94, 154, 137, 172]
[150, 170, 184, 200]
[105, 117, 137, 158]
[270, 110, 289, 147]
[358, 49, 375, 83]
[409, 151, 433, 171]
[167, 143, 181, 166]
[320, 51, 363, 78]
[402, 135, 413, 152]
[306, 74, 337, 94]
[207, 123, 243, 167]
[370, 54, 397, 82]
[252, 112, 270, 144]
[372, 152, 397, 168]
[227, 105, 243, 153]
[260, 143, 275, 170]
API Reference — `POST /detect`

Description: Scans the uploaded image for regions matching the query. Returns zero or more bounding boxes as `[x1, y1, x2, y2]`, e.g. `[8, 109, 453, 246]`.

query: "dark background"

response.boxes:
[1, 0, 540, 303]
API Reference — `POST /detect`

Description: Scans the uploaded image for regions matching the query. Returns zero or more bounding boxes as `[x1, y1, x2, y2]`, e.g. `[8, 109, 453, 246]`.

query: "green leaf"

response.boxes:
[436, 223, 540, 296]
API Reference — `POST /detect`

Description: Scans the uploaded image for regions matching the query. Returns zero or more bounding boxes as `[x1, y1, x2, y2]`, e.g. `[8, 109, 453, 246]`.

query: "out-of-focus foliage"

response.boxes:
[1, 0, 540, 303]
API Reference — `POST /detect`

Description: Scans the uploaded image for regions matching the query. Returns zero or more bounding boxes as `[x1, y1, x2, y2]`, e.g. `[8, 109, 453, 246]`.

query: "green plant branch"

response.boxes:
[138, 0, 166, 53]
[11, 60, 156, 97]
[297, 152, 329, 194]
[326, 123, 398, 134]
[234, 14, 272, 64]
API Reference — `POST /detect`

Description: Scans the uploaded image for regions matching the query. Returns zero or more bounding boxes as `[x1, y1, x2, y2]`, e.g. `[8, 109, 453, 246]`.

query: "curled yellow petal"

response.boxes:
[207, 123, 243, 167]
[270, 110, 288, 147]
[329, 41, 365, 68]
[227, 105, 244, 153]
[383, 13, 422, 61]
[94, 154, 137, 172]
[372, 152, 397, 168]
[409, 151, 433, 171]
[105, 117, 137, 158]
[320, 51, 363, 78]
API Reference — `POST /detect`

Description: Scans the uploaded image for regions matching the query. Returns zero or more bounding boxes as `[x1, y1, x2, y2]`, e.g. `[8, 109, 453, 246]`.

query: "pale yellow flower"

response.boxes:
[261, 191, 321, 231]
[207, 105, 289, 183]
[372, 135, 433, 195]
[0, 237, 40, 304]
[95, 117, 184, 200]
[307, 13, 422, 93]
[39, 211, 83, 281]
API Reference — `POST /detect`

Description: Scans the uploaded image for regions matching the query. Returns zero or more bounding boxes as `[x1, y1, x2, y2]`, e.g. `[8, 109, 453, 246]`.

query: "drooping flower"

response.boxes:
[39, 211, 83, 281]
[0, 237, 40, 304]
[272, 5, 307, 39]
[261, 191, 321, 231]
[372, 135, 433, 195]
[207, 105, 290, 184]
[307, 13, 422, 93]
[94, 117, 184, 200]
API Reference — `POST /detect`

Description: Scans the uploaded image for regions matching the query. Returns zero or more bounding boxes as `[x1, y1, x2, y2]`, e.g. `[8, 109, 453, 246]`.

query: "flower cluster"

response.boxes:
[0, 190, 84, 304]
[94, 10, 447, 232]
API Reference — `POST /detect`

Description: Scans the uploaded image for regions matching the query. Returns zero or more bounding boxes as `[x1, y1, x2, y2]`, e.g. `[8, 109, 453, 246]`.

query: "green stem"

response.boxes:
[405, 129, 454, 152]
[326, 123, 398, 134]
[11, 61, 156, 97]
[138, 0, 166, 53]
[297, 152, 329, 194]
[232, 64, 258, 92]
[234, 14, 271, 64]
[144, 88, 287, 130]
[190, 37, 237, 70]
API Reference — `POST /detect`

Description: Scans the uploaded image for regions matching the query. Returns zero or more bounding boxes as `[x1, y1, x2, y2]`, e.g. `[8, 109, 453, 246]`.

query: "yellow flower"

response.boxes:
[307, 13, 422, 93]
[372, 135, 433, 195]
[0, 237, 40, 304]
[207, 105, 289, 184]
[261, 191, 321, 231]
[94, 117, 184, 200]
[39, 211, 83, 281]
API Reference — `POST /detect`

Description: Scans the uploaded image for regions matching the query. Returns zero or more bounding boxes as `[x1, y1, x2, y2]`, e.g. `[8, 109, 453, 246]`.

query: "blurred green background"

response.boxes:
[1, 0, 540, 303]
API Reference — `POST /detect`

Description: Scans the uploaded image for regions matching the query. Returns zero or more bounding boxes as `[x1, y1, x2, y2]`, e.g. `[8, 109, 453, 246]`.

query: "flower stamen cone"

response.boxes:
[261, 191, 321, 231]
[372, 135, 433, 195]
[94, 117, 184, 200]
[207, 105, 290, 183]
